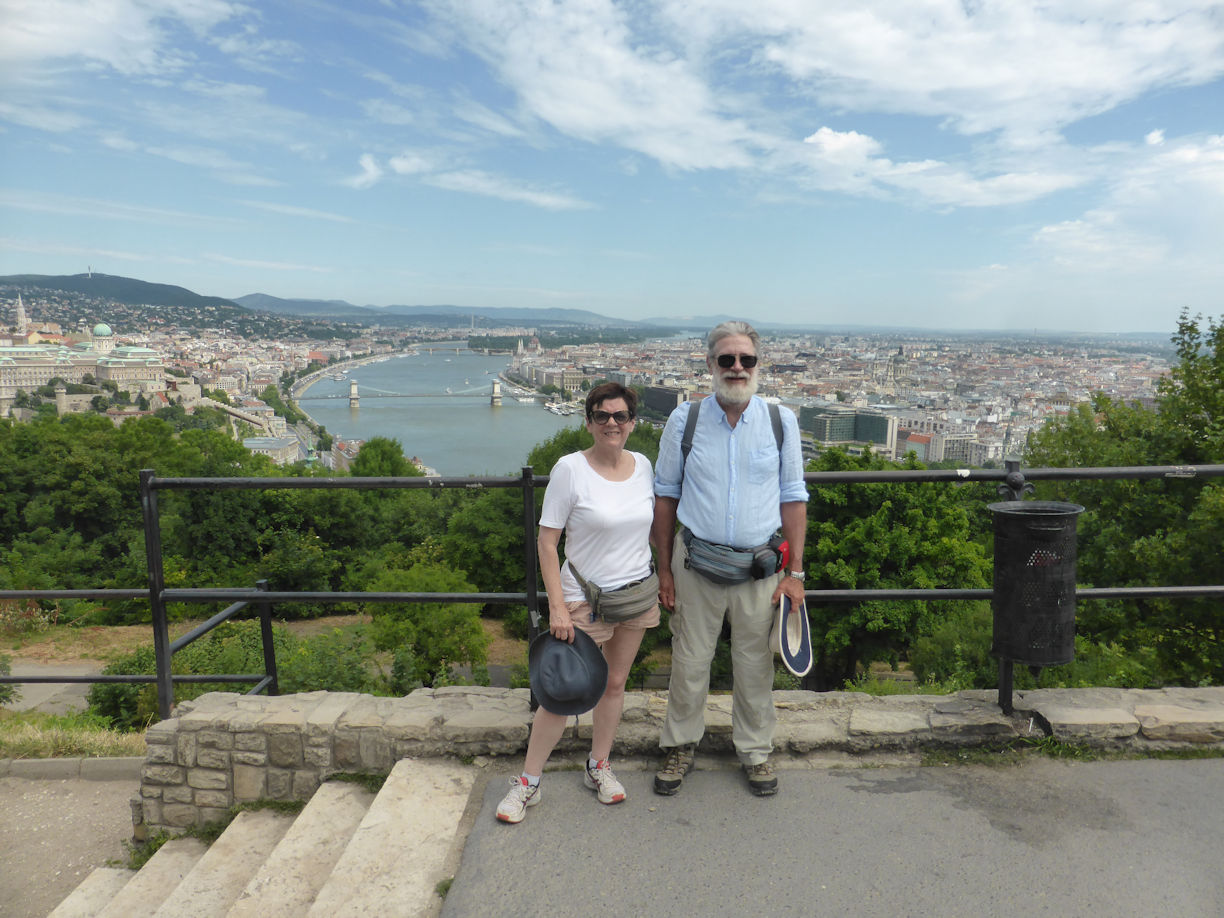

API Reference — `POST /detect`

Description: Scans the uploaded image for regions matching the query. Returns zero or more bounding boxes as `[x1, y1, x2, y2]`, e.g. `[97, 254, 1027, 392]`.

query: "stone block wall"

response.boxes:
[136, 684, 1224, 836]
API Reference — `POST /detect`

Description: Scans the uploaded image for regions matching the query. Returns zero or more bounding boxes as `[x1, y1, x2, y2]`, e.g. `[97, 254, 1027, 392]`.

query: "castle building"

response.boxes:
[2, 302, 167, 415]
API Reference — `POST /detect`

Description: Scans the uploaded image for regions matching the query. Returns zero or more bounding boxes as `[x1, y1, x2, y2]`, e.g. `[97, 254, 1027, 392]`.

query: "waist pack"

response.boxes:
[682, 528, 786, 585]
[568, 563, 659, 623]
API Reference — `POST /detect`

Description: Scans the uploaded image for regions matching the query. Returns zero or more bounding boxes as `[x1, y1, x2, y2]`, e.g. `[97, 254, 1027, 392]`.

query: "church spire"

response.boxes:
[15, 294, 28, 335]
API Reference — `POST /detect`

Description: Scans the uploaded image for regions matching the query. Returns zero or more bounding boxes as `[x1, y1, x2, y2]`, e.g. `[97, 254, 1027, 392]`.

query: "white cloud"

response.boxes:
[0, 235, 154, 262]
[425, 170, 593, 210]
[388, 151, 436, 174]
[343, 154, 384, 189]
[206, 253, 332, 272]
[0, 189, 243, 227]
[0, 0, 241, 75]
[1146, 129, 1166, 146]
[0, 100, 86, 133]
[238, 201, 355, 224]
[661, 1, 1224, 143]
[425, 0, 761, 170]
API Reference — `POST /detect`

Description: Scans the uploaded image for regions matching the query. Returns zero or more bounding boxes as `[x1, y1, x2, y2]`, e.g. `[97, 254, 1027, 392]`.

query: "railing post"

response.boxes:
[994, 458, 1030, 711]
[522, 466, 541, 711]
[256, 579, 279, 696]
[522, 466, 540, 638]
[140, 469, 174, 720]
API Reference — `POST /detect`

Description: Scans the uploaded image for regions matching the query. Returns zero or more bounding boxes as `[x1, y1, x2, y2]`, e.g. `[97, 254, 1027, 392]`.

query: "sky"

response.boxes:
[2, 1, 1223, 334]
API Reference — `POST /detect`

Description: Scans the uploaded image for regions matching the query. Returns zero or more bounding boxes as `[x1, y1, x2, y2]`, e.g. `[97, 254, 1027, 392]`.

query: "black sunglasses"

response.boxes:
[590, 409, 633, 425]
[715, 353, 758, 369]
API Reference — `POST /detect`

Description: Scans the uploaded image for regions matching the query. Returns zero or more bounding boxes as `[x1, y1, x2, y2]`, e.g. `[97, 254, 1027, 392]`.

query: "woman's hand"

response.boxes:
[548, 603, 576, 643]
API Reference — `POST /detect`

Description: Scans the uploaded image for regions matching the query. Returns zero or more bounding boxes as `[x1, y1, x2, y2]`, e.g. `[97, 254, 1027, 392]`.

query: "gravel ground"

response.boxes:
[0, 776, 138, 918]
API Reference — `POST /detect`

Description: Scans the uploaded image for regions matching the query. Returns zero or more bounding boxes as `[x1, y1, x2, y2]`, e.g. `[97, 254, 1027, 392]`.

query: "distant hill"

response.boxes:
[237, 293, 648, 328]
[0, 273, 242, 309]
[234, 293, 377, 318]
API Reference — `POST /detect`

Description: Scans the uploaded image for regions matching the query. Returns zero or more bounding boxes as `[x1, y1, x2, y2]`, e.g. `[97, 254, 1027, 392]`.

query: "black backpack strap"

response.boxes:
[680, 399, 701, 470]
[768, 402, 783, 453]
[679, 399, 783, 486]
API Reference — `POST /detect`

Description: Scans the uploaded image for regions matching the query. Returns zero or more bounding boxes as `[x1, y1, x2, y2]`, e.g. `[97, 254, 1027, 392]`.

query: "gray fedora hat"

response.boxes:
[529, 629, 608, 716]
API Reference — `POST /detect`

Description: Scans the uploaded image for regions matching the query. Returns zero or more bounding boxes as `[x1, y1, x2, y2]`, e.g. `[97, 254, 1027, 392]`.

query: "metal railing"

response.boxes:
[2, 460, 1223, 719]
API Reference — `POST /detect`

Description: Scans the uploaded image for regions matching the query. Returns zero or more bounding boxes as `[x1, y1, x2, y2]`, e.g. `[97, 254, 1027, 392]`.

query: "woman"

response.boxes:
[497, 381, 660, 823]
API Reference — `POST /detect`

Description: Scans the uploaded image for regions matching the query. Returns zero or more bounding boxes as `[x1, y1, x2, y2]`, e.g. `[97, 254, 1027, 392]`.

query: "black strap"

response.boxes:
[680, 399, 784, 475]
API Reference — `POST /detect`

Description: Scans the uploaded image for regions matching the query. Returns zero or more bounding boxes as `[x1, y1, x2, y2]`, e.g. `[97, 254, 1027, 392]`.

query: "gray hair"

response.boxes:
[706, 321, 762, 360]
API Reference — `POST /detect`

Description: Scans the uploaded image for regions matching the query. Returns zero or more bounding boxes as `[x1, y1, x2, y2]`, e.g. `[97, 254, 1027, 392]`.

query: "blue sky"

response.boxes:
[2, 1, 1223, 334]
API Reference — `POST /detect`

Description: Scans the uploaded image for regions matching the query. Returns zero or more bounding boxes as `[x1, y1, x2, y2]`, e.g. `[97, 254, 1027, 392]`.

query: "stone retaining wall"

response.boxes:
[137, 685, 1224, 835]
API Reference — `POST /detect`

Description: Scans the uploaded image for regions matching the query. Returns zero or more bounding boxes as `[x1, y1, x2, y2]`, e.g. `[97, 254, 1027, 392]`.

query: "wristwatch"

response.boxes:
[787, 570, 806, 581]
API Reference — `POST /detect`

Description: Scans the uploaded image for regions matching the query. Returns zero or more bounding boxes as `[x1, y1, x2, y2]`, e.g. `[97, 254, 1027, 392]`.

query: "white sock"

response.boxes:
[522, 772, 540, 787]
[588, 757, 604, 771]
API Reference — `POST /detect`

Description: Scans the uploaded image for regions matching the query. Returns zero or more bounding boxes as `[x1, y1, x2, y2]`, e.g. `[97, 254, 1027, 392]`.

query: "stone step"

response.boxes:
[150, 809, 293, 918]
[95, 836, 208, 918]
[47, 867, 133, 918]
[306, 758, 476, 918]
[225, 780, 376, 918]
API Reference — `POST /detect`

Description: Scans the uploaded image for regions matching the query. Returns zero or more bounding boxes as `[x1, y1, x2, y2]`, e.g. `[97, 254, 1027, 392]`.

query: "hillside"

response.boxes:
[0, 273, 242, 310]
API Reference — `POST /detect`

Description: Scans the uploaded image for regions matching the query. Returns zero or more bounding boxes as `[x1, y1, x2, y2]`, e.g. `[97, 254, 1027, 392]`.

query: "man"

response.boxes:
[652, 320, 808, 797]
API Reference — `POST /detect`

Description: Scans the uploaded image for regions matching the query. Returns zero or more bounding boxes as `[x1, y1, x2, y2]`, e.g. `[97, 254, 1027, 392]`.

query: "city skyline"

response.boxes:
[2, 2, 1223, 335]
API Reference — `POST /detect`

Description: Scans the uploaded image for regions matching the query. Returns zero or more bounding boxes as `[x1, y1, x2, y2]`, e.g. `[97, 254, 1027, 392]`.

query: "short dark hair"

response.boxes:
[585, 381, 637, 419]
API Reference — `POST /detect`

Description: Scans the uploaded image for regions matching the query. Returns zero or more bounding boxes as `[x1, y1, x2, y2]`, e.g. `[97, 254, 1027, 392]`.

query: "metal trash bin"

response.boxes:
[988, 500, 1084, 667]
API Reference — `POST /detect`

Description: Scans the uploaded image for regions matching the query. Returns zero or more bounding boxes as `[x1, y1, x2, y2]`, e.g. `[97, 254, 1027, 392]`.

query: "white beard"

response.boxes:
[713, 372, 758, 406]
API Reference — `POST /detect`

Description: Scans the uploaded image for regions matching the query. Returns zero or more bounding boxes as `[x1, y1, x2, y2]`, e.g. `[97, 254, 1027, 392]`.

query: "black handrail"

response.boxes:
[2, 460, 1222, 719]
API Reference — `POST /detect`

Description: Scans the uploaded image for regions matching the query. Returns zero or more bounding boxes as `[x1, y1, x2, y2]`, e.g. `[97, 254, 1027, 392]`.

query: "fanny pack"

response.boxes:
[682, 527, 786, 585]
[568, 562, 659, 623]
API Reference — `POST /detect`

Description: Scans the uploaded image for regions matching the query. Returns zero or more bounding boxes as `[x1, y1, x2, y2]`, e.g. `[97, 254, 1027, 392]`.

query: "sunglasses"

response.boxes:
[590, 409, 633, 425]
[715, 353, 759, 369]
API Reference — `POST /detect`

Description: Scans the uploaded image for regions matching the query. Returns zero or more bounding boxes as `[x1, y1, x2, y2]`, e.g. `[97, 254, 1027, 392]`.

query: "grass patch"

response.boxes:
[0, 709, 146, 759]
[844, 672, 954, 696]
[435, 877, 454, 898]
[922, 736, 1224, 767]
[119, 798, 307, 869]
[325, 771, 389, 794]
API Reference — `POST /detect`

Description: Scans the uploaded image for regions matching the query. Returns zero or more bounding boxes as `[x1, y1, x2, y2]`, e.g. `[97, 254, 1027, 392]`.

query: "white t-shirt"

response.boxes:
[539, 450, 655, 602]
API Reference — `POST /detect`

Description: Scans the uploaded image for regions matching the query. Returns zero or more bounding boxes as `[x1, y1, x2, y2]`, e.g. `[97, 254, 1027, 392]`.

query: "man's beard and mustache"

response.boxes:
[713, 370, 758, 406]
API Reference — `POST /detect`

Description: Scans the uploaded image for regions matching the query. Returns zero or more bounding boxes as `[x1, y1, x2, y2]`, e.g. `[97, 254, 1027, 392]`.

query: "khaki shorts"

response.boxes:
[567, 599, 661, 647]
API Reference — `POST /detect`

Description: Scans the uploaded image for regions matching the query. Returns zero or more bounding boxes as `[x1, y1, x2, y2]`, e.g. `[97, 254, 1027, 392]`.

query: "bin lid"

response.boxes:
[987, 500, 1085, 516]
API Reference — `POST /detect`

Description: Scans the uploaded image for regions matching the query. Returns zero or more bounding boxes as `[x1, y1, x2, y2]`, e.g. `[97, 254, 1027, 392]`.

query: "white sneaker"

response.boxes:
[584, 759, 627, 805]
[496, 777, 540, 824]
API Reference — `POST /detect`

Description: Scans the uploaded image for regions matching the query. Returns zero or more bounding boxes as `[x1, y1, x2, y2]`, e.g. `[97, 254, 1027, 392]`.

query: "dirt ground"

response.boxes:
[7, 614, 529, 668]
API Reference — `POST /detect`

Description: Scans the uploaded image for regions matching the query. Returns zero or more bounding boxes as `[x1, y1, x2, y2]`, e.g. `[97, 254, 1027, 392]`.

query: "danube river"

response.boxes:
[296, 349, 581, 476]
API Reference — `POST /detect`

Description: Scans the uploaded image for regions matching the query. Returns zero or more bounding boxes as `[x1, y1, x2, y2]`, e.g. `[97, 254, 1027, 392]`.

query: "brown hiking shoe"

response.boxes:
[653, 744, 695, 795]
[743, 761, 778, 796]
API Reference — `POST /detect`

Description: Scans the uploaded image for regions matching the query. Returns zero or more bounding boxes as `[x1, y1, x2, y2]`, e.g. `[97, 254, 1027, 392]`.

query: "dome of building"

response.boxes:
[92, 323, 114, 337]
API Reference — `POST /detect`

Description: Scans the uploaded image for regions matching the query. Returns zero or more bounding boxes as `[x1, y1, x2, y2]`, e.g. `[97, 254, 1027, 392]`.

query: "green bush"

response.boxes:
[0, 652, 16, 705]
[88, 619, 388, 728]
[279, 628, 380, 694]
[908, 602, 996, 691]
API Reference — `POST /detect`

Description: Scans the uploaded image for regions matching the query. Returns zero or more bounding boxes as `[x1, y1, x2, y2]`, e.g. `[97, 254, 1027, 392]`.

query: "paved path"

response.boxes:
[0, 773, 137, 918]
[5, 660, 98, 715]
[445, 756, 1224, 918]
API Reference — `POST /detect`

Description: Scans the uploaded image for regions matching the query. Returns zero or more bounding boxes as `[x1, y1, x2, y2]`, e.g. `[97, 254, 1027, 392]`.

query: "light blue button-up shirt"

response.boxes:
[654, 396, 808, 548]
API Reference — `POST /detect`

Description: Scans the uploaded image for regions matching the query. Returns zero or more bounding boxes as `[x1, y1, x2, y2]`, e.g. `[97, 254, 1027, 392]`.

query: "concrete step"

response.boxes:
[95, 836, 208, 918]
[306, 758, 476, 918]
[226, 780, 376, 918]
[47, 867, 133, 918]
[150, 809, 293, 918]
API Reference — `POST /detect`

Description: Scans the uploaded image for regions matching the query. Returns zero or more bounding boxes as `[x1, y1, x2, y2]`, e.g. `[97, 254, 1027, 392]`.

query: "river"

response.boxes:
[295, 349, 582, 476]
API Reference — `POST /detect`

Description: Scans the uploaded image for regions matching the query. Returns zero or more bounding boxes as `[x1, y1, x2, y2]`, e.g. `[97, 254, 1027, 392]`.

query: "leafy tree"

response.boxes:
[365, 562, 489, 686]
[1025, 309, 1224, 685]
[350, 436, 420, 478]
[802, 448, 992, 690]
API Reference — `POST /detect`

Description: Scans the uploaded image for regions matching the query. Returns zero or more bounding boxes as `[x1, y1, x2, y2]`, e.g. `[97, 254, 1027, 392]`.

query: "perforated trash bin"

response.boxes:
[988, 500, 1085, 667]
